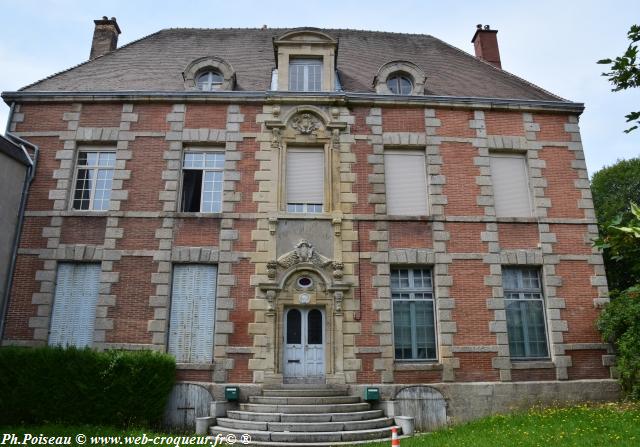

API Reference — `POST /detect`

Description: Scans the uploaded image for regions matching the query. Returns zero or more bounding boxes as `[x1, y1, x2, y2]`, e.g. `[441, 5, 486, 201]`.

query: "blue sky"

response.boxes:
[1, 0, 638, 174]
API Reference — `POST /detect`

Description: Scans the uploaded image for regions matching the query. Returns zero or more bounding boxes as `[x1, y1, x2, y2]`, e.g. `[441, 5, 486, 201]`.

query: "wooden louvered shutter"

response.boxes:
[286, 149, 324, 205]
[169, 265, 216, 363]
[384, 150, 428, 215]
[490, 154, 533, 217]
[49, 263, 100, 348]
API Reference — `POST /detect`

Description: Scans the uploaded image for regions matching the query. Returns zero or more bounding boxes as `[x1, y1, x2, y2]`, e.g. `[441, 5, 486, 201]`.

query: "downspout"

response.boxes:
[0, 129, 39, 341]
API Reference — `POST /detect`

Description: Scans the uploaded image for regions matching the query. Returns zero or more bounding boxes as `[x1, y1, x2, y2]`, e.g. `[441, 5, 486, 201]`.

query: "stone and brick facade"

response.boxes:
[0, 21, 617, 422]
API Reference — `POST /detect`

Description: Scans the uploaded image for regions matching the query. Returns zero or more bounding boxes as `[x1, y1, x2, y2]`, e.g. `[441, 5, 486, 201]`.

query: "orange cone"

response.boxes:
[391, 426, 400, 446]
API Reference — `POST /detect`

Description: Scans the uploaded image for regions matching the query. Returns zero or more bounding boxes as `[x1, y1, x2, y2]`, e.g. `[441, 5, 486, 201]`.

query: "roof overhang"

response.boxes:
[1, 90, 585, 114]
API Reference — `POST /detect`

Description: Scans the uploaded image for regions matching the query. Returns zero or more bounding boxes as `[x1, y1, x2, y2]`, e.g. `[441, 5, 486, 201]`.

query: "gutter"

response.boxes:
[0, 132, 38, 341]
[1, 90, 585, 114]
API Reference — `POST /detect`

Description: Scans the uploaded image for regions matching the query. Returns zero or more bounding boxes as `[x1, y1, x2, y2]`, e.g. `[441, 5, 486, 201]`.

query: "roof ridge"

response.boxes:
[427, 34, 567, 102]
[19, 29, 166, 91]
[158, 26, 436, 38]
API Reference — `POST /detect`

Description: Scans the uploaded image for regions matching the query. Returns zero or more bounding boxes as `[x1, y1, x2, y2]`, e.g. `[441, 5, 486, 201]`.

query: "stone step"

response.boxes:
[262, 388, 348, 397]
[226, 409, 384, 423]
[239, 402, 371, 414]
[210, 425, 401, 444]
[216, 416, 394, 432]
[229, 435, 412, 447]
[249, 395, 361, 405]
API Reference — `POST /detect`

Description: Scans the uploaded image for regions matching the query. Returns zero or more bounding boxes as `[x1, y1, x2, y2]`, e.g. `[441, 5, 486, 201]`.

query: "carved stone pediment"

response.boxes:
[290, 113, 321, 134]
[277, 239, 331, 269]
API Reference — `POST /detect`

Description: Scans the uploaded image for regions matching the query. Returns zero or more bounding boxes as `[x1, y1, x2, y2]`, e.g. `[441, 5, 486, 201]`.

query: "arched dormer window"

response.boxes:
[183, 56, 236, 91]
[374, 61, 427, 96]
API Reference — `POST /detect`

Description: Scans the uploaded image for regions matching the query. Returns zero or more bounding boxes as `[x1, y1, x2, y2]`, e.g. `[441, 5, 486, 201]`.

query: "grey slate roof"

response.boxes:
[21, 28, 564, 102]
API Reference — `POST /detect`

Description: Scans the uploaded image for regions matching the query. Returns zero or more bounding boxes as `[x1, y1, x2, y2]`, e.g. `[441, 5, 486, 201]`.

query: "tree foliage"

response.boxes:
[598, 24, 640, 133]
[591, 157, 640, 291]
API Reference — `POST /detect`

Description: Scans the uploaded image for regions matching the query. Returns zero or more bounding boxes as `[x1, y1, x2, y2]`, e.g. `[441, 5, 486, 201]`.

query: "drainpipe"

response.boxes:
[0, 130, 39, 341]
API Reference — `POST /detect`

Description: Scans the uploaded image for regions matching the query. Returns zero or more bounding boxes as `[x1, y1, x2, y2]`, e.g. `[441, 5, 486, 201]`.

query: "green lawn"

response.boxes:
[366, 402, 640, 447]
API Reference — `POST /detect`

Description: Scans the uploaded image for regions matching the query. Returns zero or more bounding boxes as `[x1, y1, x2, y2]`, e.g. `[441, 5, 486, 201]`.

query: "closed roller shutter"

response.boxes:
[49, 263, 101, 348]
[384, 150, 428, 215]
[286, 148, 324, 205]
[169, 264, 217, 363]
[490, 154, 533, 217]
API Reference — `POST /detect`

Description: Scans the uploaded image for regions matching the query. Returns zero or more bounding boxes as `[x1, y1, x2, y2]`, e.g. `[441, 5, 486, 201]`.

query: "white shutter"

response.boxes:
[49, 263, 100, 348]
[286, 149, 324, 204]
[384, 150, 428, 215]
[169, 265, 216, 363]
[490, 154, 533, 217]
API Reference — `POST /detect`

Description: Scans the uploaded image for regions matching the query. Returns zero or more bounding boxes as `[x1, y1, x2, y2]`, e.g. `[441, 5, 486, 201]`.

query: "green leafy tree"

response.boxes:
[591, 158, 640, 291]
[598, 24, 640, 133]
[597, 203, 640, 398]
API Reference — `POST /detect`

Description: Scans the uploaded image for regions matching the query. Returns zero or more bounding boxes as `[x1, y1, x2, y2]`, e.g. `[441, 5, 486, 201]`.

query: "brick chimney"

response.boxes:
[90, 16, 121, 60]
[471, 24, 501, 69]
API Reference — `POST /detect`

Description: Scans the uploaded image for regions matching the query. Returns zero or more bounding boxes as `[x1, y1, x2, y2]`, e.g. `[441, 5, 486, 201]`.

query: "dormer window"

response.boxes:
[386, 74, 413, 95]
[196, 70, 223, 91]
[289, 58, 323, 92]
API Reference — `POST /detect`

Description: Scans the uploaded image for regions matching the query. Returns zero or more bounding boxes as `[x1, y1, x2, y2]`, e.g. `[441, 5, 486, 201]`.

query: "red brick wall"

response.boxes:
[436, 109, 475, 137]
[567, 349, 610, 380]
[455, 352, 499, 381]
[351, 107, 371, 135]
[550, 224, 592, 255]
[3, 255, 42, 340]
[484, 111, 525, 136]
[351, 141, 376, 215]
[356, 353, 382, 383]
[235, 139, 259, 213]
[534, 114, 570, 142]
[382, 108, 424, 132]
[228, 259, 253, 346]
[107, 257, 155, 344]
[445, 222, 487, 253]
[117, 218, 161, 250]
[131, 104, 171, 132]
[240, 106, 261, 132]
[556, 261, 601, 344]
[233, 220, 257, 252]
[121, 137, 167, 212]
[176, 370, 212, 382]
[539, 146, 582, 218]
[24, 137, 62, 211]
[440, 142, 483, 216]
[60, 217, 106, 245]
[388, 222, 432, 249]
[393, 370, 441, 384]
[16, 104, 70, 132]
[498, 223, 539, 250]
[79, 103, 122, 128]
[511, 368, 556, 381]
[173, 218, 220, 247]
[450, 260, 494, 345]
[228, 353, 253, 383]
[18, 217, 49, 249]
[355, 261, 379, 347]
[184, 104, 228, 128]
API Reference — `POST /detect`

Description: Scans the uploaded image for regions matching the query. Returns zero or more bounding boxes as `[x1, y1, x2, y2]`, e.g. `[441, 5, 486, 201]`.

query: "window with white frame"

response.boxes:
[289, 58, 323, 92]
[286, 148, 324, 213]
[502, 267, 549, 359]
[72, 150, 115, 211]
[49, 263, 101, 348]
[181, 151, 225, 213]
[384, 150, 428, 216]
[489, 153, 533, 217]
[392, 268, 437, 360]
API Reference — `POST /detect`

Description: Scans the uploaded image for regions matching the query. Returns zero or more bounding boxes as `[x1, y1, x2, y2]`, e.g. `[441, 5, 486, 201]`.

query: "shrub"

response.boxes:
[598, 285, 640, 399]
[0, 346, 175, 426]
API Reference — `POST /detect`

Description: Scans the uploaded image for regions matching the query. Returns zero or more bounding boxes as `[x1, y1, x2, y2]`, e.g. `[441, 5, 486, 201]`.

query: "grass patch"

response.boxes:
[367, 402, 640, 447]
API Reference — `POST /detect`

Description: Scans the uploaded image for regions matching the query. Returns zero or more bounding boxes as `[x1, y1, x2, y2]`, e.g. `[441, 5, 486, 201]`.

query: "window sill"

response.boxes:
[64, 210, 110, 217]
[385, 214, 430, 220]
[511, 360, 555, 369]
[394, 362, 443, 371]
[176, 362, 215, 370]
[279, 212, 333, 220]
[175, 212, 223, 218]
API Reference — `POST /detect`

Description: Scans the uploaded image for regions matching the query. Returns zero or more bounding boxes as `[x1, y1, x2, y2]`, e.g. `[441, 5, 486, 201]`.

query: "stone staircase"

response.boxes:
[210, 386, 401, 446]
